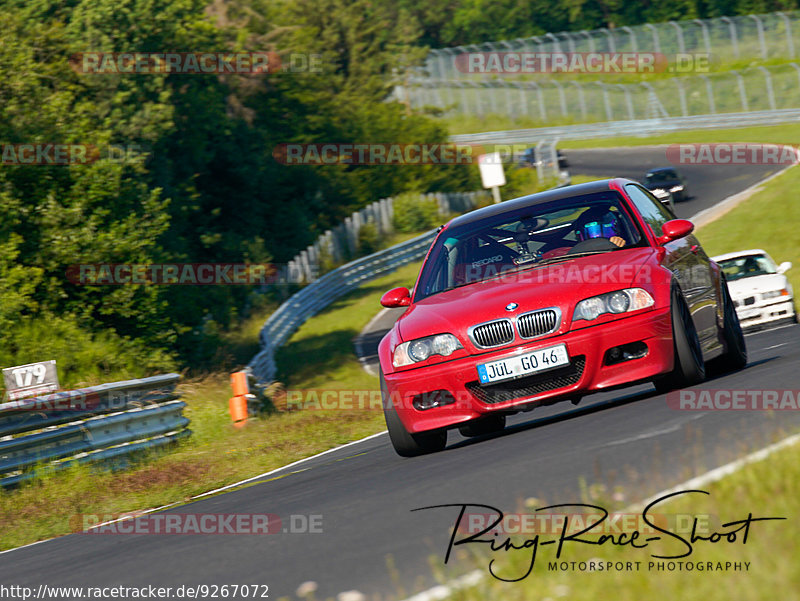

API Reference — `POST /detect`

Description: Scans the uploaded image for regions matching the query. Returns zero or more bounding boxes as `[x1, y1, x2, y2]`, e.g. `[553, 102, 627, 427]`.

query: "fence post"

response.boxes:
[485, 80, 498, 115]
[545, 32, 561, 52]
[732, 71, 748, 111]
[700, 75, 716, 114]
[530, 82, 546, 121]
[562, 32, 577, 53]
[438, 49, 451, 80]
[535, 140, 545, 182]
[594, 82, 613, 121]
[515, 82, 529, 117]
[669, 21, 686, 54]
[344, 216, 356, 255]
[749, 15, 767, 59]
[789, 63, 800, 99]
[580, 30, 596, 53]
[616, 84, 635, 120]
[676, 78, 688, 116]
[502, 80, 514, 116]
[600, 28, 616, 52]
[550, 80, 567, 116]
[757, 66, 777, 110]
[570, 81, 587, 120]
[644, 23, 661, 54]
[777, 12, 796, 59]
[622, 26, 638, 51]
[694, 19, 712, 54]
[721, 17, 739, 58]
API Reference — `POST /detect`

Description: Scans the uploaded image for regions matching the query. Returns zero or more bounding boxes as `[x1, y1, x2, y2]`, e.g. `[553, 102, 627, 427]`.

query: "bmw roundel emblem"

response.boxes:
[505, 302, 519, 311]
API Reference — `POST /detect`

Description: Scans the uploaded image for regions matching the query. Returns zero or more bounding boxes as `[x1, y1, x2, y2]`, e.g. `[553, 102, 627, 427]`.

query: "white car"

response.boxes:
[712, 249, 797, 330]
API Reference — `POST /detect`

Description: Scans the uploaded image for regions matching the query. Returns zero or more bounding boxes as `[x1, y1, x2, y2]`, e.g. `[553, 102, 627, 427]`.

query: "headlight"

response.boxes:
[393, 333, 463, 367]
[652, 188, 669, 198]
[669, 185, 684, 193]
[763, 289, 790, 300]
[574, 288, 655, 322]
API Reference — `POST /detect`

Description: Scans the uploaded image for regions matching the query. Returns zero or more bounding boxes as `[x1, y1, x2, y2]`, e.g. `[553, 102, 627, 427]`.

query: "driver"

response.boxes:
[574, 206, 627, 248]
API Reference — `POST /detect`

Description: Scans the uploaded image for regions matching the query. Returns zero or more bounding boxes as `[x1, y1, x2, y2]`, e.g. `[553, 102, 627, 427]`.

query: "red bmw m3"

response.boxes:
[378, 178, 747, 456]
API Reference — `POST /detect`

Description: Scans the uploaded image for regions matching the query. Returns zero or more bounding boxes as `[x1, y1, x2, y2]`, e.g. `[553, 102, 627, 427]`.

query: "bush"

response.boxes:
[357, 222, 383, 255]
[392, 194, 441, 233]
[0, 313, 176, 394]
[502, 165, 548, 199]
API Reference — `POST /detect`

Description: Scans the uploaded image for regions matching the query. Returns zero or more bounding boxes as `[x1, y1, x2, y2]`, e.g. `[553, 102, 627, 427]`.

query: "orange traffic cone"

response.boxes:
[229, 371, 250, 428]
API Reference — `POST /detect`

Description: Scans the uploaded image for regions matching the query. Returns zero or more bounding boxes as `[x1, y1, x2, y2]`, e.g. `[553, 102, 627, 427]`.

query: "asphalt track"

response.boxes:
[561, 146, 781, 220]
[0, 149, 795, 601]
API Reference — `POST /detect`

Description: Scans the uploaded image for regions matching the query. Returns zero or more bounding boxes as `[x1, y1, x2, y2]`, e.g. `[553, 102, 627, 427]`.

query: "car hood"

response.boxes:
[728, 274, 788, 298]
[398, 248, 655, 346]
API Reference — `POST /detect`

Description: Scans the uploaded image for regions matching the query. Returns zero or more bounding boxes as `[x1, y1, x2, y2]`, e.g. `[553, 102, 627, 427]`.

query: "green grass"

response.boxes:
[695, 164, 800, 295]
[446, 435, 800, 601]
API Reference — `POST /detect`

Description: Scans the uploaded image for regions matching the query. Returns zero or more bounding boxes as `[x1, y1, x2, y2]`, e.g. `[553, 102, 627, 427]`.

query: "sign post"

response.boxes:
[477, 152, 506, 203]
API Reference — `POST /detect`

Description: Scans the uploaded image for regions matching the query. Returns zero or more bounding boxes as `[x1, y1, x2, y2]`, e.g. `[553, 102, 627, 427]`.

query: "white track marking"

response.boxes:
[0, 430, 388, 555]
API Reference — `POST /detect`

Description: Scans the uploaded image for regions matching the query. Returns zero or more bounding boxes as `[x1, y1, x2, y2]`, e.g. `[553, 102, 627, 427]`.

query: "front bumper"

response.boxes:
[384, 307, 672, 433]
[735, 299, 796, 330]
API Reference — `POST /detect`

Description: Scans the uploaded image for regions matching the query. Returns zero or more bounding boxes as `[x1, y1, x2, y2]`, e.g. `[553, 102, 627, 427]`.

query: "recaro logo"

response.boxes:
[471, 255, 503, 267]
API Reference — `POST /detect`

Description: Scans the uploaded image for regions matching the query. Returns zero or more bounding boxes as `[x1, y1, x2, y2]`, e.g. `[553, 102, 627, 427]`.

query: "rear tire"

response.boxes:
[458, 414, 506, 437]
[653, 286, 706, 393]
[710, 278, 747, 374]
[381, 373, 447, 457]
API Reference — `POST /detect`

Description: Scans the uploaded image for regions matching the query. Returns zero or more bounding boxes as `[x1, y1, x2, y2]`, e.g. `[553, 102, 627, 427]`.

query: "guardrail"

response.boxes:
[449, 108, 800, 145]
[286, 191, 486, 284]
[0, 374, 189, 487]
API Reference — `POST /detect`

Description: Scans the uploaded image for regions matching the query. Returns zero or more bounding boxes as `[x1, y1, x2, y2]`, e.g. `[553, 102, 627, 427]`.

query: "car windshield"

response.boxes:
[414, 191, 645, 300]
[646, 170, 678, 182]
[718, 254, 777, 281]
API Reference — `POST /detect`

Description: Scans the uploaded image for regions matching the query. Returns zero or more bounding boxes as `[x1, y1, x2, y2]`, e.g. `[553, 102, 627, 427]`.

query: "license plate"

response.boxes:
[477, 344, 569, 385]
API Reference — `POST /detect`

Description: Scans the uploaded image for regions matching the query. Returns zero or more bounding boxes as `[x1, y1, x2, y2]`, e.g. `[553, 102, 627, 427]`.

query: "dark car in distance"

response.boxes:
[519, 147, 569, 170]
[643, 167, 689, 203]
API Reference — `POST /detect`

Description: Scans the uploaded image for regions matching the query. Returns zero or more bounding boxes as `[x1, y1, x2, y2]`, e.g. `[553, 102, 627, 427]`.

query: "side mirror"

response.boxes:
[777, 261, 792, 274]
[380, 286, 411, 308]
[656, 219, 694, 245]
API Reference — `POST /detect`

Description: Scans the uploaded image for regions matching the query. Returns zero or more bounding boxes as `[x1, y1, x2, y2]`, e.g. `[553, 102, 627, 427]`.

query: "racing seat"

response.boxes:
[452, 241, 517, 286]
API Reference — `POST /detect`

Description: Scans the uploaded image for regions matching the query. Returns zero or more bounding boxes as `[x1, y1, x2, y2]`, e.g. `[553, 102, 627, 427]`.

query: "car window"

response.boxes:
[414, 191, 645, 300]
[625, 183, 676, 237]
[717, 254, 777, 281]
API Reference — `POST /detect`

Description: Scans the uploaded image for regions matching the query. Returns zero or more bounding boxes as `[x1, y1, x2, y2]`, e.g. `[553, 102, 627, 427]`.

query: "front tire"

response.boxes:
[653, 286, 706, 393]
[381, 373, 447, 457]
